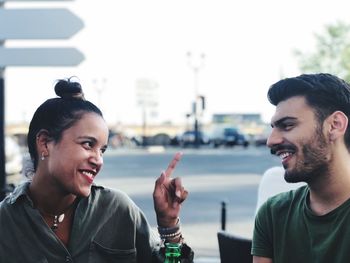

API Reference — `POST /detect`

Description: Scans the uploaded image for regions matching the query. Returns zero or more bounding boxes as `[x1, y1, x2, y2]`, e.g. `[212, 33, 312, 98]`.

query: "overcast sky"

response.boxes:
[4, 0, 350, 127]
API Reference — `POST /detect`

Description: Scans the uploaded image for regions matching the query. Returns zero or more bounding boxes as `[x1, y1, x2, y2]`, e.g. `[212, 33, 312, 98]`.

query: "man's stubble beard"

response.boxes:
[284, 126, 330, 184]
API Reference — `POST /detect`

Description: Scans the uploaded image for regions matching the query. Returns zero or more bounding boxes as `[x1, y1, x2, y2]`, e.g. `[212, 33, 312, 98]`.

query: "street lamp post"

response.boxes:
[187, 52, 205, 148]
[93, 78, 107, 108]
[0, 66, 6, 201]
[0, 29, 7, 201]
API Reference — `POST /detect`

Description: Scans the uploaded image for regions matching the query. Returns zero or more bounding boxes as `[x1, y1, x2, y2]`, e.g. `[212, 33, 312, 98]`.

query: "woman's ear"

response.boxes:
[36, 129, 51, 156]
[327, 111, 348, 141]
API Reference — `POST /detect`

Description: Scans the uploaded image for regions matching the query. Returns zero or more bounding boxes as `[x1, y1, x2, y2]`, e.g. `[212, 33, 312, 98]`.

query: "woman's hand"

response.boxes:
[153, 152, 188, 227]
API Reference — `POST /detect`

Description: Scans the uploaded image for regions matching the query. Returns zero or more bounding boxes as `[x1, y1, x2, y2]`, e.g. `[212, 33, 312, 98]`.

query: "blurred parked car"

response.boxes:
[179, 130, 210, 147]
[254, 134, 268, 146]
[150, 133, 172, 146]
[210, 127, 249, 148]
[5, 136, 23, 185]
[254, 126, 272, 147]
[108, 131, 139, 148]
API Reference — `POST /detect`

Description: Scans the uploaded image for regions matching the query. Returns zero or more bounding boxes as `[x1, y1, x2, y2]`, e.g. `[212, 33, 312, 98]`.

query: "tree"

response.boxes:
[294, 20, 350, 82]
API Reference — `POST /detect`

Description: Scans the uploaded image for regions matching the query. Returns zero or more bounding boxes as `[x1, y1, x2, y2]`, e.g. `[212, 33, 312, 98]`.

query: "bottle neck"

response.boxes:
[164, 242, 181, 263]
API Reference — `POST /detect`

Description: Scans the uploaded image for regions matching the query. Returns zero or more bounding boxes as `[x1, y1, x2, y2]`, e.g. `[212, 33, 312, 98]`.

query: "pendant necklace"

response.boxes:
[39, 198, 78, 232]
[51, 214, 65, 231]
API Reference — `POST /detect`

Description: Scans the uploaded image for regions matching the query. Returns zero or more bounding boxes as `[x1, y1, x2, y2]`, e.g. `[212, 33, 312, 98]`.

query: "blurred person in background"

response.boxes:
[252, 73, 350, 263]
[255, 166, 305, 215]
[0, 78, 193, 262]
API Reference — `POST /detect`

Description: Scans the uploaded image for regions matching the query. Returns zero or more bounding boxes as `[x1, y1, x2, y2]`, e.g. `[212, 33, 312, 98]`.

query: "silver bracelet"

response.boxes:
[159, 229, 182, 240]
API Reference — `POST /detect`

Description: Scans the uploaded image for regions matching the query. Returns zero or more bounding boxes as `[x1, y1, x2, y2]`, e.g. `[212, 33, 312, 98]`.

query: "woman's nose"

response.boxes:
[89, 151, 103, 167]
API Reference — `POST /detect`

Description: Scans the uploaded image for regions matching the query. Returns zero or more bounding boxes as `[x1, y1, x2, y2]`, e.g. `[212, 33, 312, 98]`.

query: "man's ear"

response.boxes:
[36, 129, 51, 155]
[327, 111, 348, 141]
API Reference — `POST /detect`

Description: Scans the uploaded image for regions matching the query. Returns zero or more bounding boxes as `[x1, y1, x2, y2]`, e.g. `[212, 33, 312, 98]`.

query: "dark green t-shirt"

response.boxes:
[252, 185, 350, 263]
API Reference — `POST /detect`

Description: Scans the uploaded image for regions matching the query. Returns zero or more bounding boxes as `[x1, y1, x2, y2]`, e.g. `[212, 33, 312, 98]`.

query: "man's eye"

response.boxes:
[281, 123, 294, 130]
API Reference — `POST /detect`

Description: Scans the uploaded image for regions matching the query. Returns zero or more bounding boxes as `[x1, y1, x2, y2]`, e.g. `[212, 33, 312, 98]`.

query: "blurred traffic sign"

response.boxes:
[136, 78, 159, 108]
[0, 8, 83, 40]
[0, 47, 84, 66]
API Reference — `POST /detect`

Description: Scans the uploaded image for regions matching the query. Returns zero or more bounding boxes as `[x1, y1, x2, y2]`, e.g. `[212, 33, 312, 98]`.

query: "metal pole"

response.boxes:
[0, 67, 6, 201]
[0, 0, 6, 200]
[221, 201, 226, 231]
[142, 106, 147, 147]
[0, 1, 7, 201]
[187, 52, 205, 148]
[193, 67, 199, 148]
[0, 0, 6, 201]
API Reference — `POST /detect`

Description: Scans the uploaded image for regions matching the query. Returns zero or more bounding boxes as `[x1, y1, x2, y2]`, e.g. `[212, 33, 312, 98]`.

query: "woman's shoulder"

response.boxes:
[89, 184, 139, 210]
[0, 182, 30, 207]
[91, 184, 130, 198]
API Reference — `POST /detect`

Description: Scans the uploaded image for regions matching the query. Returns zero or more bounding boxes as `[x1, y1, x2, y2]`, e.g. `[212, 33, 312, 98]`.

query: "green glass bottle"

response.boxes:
[164, 242, 181, 263]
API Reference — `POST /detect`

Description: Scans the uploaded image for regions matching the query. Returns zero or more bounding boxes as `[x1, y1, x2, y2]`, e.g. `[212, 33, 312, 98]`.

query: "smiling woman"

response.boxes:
[0, 78, 193, 262]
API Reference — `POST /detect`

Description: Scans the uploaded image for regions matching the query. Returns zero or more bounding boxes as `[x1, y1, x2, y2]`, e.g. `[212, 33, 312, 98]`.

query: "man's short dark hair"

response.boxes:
[267, 73, 350, 150]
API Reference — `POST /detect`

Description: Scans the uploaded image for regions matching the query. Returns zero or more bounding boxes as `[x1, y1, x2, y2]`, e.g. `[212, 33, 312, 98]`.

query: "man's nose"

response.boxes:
[266, 128, 283, 148]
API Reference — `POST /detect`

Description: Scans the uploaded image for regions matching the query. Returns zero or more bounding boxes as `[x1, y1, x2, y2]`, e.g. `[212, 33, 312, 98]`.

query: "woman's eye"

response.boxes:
[82, 141, 93, 148]
[101, 147, 107, 154]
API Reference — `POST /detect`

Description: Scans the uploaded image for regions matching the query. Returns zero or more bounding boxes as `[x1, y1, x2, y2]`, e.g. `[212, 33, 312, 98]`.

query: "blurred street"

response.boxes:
[95, 146, 280, 259]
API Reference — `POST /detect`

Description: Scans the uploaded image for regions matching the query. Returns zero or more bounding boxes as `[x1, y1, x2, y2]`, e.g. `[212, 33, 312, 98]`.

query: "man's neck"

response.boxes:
[308, 152, 350, 215]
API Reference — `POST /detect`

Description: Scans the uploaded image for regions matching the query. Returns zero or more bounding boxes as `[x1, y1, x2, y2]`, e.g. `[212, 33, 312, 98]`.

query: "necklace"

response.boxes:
[52, 214, 65, 231]
[38, 198, 79, 232]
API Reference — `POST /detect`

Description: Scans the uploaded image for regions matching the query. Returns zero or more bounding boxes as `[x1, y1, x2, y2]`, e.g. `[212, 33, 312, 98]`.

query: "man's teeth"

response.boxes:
[280, 152, 291, 160]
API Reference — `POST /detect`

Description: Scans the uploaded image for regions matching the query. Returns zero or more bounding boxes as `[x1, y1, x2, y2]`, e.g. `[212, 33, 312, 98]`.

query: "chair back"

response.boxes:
[217, 231, 252, 263]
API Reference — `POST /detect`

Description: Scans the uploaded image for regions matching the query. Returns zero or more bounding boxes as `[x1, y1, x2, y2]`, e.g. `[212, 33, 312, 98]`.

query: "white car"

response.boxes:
[5, 136, 23, 185]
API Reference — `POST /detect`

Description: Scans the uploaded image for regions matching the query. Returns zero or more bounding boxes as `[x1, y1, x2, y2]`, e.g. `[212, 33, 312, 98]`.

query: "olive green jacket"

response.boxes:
[0, 182, 164, 262]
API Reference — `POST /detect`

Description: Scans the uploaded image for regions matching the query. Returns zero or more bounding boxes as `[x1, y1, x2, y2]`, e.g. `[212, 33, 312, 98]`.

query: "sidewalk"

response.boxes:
[195, 257, 220, 263]
[183, 220, 254, 261]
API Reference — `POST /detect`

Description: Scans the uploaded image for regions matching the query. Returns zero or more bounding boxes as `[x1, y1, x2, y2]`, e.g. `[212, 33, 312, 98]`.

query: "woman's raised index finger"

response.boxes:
[165, 152, 183, 177]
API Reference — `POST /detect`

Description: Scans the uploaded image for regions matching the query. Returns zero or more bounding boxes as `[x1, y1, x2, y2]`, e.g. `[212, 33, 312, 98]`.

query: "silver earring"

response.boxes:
[41, 152, 45, 161]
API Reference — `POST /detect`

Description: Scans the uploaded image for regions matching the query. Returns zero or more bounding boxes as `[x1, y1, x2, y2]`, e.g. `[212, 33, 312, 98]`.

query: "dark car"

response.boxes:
[254, 134, 268, 147]
[179, 130, 210, 147]
[211, 127, 249, 148]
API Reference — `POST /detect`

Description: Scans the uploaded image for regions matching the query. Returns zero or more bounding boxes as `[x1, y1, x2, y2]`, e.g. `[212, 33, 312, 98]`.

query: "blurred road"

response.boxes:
[95, 146, 280, 259]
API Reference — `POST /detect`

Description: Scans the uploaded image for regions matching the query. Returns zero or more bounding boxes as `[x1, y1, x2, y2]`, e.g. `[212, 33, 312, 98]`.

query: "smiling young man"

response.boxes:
[252, 73, 350, 263]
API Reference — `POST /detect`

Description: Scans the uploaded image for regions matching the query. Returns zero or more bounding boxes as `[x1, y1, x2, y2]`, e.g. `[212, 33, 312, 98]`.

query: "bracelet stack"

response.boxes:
[158, 218, 182, 242]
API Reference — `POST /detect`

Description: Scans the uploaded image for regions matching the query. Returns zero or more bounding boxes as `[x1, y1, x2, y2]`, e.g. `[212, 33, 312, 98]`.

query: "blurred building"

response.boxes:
[211, 113, 267, 136]
[212, 113, 262, 125]
[5, 112, 269, 147]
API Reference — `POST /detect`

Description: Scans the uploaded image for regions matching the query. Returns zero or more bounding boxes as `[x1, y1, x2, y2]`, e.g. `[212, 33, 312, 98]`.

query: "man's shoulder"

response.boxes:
[264, 185, 308, 212]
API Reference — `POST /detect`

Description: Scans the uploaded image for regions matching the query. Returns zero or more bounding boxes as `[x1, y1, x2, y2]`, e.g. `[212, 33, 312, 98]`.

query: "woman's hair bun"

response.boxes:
[54, 77, 85, 100]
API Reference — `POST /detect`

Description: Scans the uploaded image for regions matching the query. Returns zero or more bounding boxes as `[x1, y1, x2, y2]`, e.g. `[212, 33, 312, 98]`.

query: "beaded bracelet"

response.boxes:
[160, 234, 184, 246]
[159, 229, 182, 240]
[157, 218, 180, 235]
